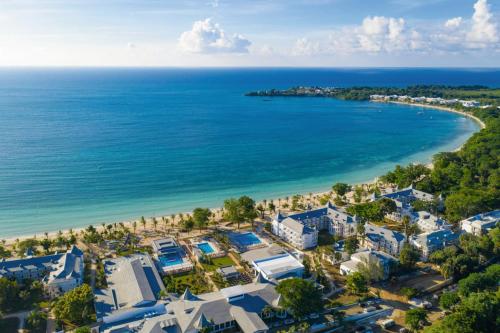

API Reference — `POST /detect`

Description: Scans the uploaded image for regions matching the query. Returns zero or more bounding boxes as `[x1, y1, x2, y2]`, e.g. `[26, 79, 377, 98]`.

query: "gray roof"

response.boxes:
[95, 254, 165, 320]
[168, 282, 278, 332]
[365, 224, 405, 244]
[152, 238, 181, 255]
[241, 244, 287, 263]
[47, 245, 84, 282]
[230, 307, 268, 333]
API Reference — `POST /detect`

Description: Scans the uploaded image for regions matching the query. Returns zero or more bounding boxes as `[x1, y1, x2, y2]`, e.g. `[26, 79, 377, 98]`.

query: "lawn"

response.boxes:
[201, 256, 235, 272]
[163, 271, 212, 294]
[0, 318, 20, 333]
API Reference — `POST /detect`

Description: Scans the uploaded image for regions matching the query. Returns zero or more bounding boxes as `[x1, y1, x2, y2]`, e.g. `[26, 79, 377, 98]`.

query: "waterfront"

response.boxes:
[0, 68, 491, 238]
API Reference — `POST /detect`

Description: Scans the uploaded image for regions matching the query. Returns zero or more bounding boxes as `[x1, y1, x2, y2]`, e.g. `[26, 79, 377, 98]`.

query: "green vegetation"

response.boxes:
[275, 278, 323, 318]
[345, 272, 368, 295]
[346, 198, 396, 222]
[400, 287, 419, 300]
[193, 208, 212, 231]
[332, 183, 351, 196]
[399, 244, 420, 271]
[344, 236, 358, 255]
[405, 308, 428, 332]
[52, 284, 94, 327]
[200, 255, 235, 272]
[163, 271, 212, 294]
[26, 310, 47, 333]
[439, 291, 460, 310]
[429, 227, 498, 279]
[223, 196, 258, 229]
[0, 278, 44, 313]
[74, 327, 92, 333]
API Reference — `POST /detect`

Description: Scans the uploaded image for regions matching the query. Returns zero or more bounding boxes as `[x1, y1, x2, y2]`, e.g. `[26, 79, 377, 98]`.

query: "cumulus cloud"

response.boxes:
[291, 0, 498, 56]
[467, 0, 498, 45]
[178, 18, 251, 54]
[445, 17, 462, 29]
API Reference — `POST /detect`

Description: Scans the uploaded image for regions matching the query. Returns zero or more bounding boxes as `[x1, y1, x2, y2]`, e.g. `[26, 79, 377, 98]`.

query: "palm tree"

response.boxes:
[152, 217, 158, 232]
[132, 221, 137, 234]
[140, 216, 146, 230]
[402, 215, 418, 241]
[163, 217, 169, 234]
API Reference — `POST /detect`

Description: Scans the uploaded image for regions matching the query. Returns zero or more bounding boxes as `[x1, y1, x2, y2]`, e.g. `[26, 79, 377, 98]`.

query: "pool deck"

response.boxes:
[191, 238, 225, 258]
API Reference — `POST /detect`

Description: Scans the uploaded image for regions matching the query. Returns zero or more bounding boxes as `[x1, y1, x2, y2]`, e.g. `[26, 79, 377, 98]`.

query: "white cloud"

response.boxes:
[445, 17, 462, 28]
[292, 0, 498, 57]
[466, 0, 498, 45]
[292, 38, 321, 55]
[178, 18, 251, 54]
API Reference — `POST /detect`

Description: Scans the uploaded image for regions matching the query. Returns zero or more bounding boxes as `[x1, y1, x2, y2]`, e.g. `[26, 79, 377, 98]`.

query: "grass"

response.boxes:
[201, 256, 235, 272]
[163, 271, 212, 294]
[0, 318, 20, 333]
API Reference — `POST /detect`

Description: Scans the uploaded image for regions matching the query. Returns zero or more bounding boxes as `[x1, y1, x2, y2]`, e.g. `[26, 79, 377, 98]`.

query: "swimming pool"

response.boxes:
[197, 242, 215, 254]
[158, 252, 184, 267]
[231, 232, 262, 247]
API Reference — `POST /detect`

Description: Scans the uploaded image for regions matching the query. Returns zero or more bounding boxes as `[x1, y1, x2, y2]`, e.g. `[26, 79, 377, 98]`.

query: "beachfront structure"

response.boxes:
[363, 224, 405, 256]
[45, 245, 85, 297]
[413, 211, 451, 233]
[410, 229, 461, 261]
[381, 185, 435, 222]
[252, 252, 304, 281]
[340, 249, 397, 280]
[0, 245, 84, 297]
[152, 237, 193, 274]
[216, 266, 240, 281]
[95, 253, 166, 328]
[108, 282, 284, 333]
[461, 210, 500, 236]
[272, 202, 358, 249]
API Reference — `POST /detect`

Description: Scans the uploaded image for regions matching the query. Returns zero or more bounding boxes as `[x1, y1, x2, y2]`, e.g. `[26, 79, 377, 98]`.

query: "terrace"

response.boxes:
[191, 238, 225, 259]
[151, 237, 194, 275]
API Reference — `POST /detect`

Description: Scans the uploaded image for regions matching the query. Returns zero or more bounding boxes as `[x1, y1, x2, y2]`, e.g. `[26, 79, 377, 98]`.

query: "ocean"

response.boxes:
[0, 68, 497, 238]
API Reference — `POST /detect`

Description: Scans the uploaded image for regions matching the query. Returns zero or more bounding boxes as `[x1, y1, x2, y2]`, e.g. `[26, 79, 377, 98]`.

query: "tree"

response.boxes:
[345, 272, 367, 295]
[40, 238, 52, 254]
[344, 236, 358, 255]
[238, 196, 258, 228]
[268, 201, 276, 213]
[193, 208, 211, 231]
[405, 308, 427, 332]
[400, 287, 419, 300]
[399, 244, 420, 271]
[439, 291, 460, 310]
[75, 327, 92, 333]
[140, 216, 146, 230]
[256, 204, 265, 219]
[53, 284, 94, 325]
[457, 272, 495, 297]
[26, 310, 47, 333]
[332, 183, 351, 197]
[401, 215, 418, 241]
[275, 278, 323, 318]
[152, 217, 158, 231]
[223, 196, 257, 229]
[182, 217, 195, 234]
[0, 278, 20, 312]
[356, 254, 384, 281]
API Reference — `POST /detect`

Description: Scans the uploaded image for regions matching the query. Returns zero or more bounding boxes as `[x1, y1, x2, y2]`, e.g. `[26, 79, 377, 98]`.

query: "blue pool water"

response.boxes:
[197, 242, 215, 254]
[0, 68, 494, 237]
[231, 232, 262, 247]
[159, 253, 183, 267]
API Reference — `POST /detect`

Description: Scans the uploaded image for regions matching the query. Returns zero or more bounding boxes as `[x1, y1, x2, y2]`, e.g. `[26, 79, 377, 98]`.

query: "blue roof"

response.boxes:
[418, 229, 460, 246]
[287, 207, 328, 221]
[0, 254, 63, 272]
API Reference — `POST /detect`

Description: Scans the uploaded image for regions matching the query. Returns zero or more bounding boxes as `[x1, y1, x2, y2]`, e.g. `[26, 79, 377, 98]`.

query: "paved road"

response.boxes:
[3, 310, 30, 332]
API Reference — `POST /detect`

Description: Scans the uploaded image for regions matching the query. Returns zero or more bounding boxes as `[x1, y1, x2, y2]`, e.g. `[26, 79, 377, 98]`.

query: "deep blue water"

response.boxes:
[0, 68, 496, 238]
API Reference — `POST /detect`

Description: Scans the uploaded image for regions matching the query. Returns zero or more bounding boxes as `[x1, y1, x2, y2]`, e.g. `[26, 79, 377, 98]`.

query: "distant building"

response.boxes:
[410, 229, 461, 260]
[0, 245, 84, 297]
[95, 253, 166, 328]
[461, 100, 480, 108]
[363, 224, 405, 256]
[216, 266, 240, 281]
[381, 185, 435, 222]
[461, 210, 500, 236]
[413, 211, 451, 233]
[340, 249, 398, 280]
[272, 202, 358, 249]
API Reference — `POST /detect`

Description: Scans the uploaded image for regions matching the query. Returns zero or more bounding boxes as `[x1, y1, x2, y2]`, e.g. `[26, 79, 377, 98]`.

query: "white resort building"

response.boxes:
[410, 229, 461, 261]
[363, 224, 406, 256]
[340, 249, 398, 280]
[413, 211, 451, 233]
[272, 202, 358, 249]
[0, 245, 84, 298]
[380, 185, 436, 222]
[461, 210, 500, 236]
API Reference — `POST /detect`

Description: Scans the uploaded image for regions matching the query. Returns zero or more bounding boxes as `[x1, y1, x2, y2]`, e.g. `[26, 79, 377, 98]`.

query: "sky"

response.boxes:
[0, 0, 498, 67]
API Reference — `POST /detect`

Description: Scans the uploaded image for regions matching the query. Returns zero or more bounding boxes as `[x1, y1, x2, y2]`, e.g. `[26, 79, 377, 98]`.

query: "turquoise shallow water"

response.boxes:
[0, 68, 493, 238]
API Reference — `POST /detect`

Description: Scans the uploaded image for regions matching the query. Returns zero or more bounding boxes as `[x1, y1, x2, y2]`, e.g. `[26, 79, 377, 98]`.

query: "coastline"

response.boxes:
[2, 102, 483, 245]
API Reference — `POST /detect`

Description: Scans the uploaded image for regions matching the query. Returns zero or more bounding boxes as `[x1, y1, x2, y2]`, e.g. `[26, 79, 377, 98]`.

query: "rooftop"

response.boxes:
[253, 253, 304, 278]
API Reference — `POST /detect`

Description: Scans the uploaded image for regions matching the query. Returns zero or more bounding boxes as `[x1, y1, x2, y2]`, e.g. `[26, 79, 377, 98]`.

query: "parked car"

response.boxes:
[363, 306, 377, 313]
